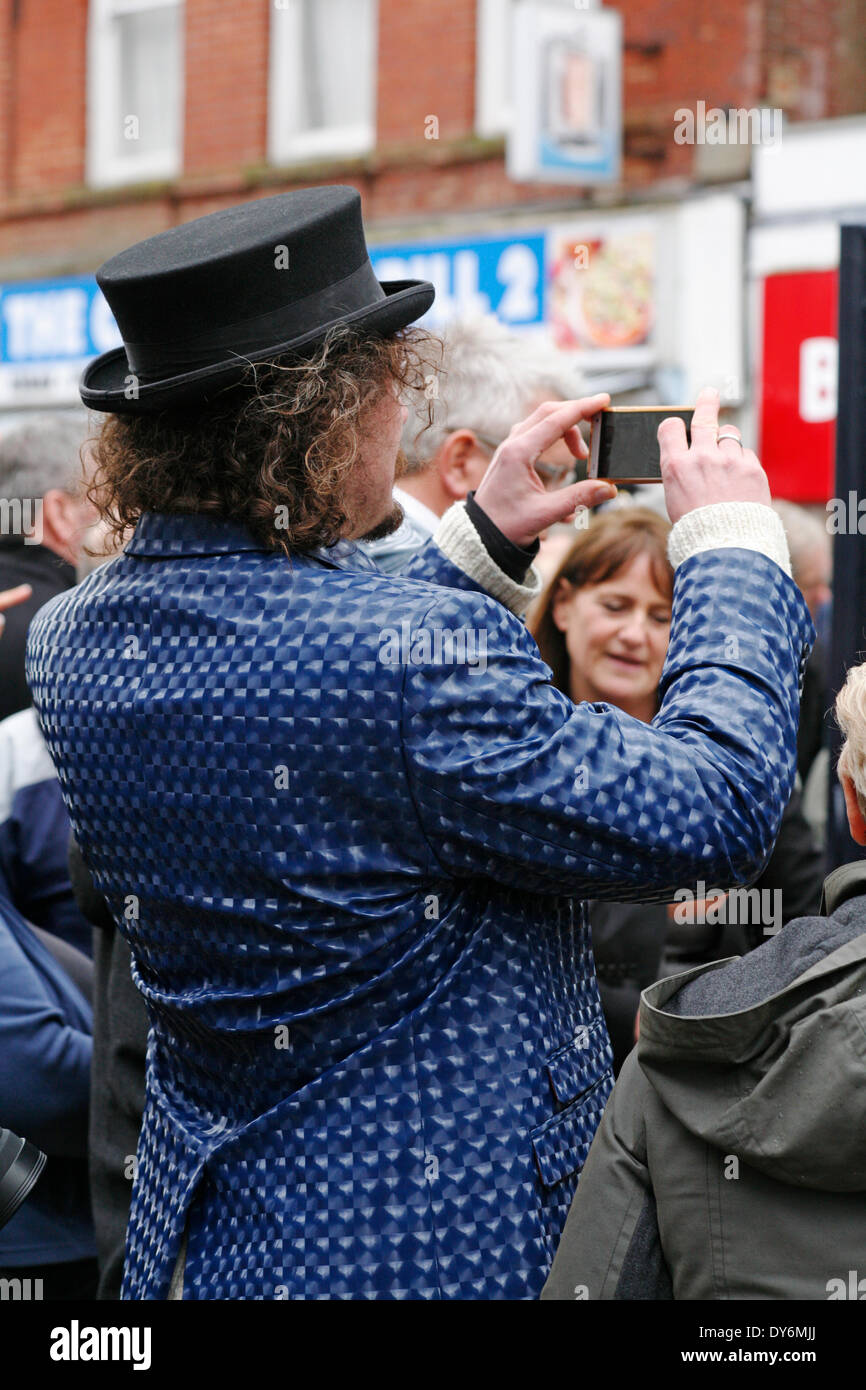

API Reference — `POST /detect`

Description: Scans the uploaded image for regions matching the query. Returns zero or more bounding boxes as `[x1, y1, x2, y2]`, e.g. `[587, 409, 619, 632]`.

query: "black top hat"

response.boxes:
[80, 186, 435, 414]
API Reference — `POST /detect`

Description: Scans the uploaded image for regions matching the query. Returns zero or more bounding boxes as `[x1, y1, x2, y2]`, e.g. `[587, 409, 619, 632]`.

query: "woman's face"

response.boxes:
[551, 551, 672, 718]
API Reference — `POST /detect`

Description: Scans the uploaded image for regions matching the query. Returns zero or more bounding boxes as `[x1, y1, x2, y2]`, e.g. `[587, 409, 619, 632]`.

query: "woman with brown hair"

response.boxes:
[529, 507, 824, 1073]
[531, 509, 673, 721]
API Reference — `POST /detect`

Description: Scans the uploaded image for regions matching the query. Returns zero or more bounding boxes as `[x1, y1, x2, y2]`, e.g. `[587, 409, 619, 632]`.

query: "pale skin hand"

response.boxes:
[0, 584, 32, 638]
[474, 386, 771, 547]
[659, 386, 770, 524]
[474, 394, 617, 548]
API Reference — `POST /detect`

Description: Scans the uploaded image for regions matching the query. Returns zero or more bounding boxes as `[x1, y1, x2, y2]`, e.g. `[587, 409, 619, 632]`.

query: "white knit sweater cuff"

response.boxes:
[433, 501, 543, 618]
[667, 502, 792, 578]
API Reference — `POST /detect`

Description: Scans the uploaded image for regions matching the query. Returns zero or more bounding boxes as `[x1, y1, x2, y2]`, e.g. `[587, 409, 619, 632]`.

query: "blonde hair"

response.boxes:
[835, 661, 866, 817]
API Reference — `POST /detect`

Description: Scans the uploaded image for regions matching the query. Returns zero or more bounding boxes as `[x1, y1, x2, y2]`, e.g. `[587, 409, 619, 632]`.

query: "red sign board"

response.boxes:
[759, 270, 838, 503]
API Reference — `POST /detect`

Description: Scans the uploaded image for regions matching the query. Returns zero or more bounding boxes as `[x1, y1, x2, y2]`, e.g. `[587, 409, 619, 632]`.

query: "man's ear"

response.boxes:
[41, 487, 100, 567]
[841, 773, 866, 846]
[549, 577, 575, 634]
[437, 431, 484, 502]
[39, 489, 78, 550]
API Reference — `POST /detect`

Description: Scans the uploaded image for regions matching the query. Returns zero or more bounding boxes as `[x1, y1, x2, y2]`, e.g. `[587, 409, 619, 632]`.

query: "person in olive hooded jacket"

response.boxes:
[542, 658, 866, 1302]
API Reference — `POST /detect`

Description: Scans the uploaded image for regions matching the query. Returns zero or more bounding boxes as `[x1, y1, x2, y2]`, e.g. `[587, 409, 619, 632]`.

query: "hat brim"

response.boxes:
[80, 279, 435, 415]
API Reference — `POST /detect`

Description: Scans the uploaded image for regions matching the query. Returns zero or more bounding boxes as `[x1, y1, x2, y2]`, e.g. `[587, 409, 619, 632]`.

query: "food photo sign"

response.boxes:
[545, 216, 657, 366]
[369, 214, 658, 374]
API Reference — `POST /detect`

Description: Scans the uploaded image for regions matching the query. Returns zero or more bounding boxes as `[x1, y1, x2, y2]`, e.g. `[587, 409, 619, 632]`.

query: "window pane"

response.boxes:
[297, 0, 374, 134]
[115, 5, 182, 159]
[503, 1, 513, 110]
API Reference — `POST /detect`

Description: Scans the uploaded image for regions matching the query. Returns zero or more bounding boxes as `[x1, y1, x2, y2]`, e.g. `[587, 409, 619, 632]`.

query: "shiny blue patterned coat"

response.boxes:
[25, 512, 813, 1300]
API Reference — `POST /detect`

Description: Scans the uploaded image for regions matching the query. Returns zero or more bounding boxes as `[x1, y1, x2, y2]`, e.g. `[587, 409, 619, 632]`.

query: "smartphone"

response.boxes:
[588, 407, 693, 483]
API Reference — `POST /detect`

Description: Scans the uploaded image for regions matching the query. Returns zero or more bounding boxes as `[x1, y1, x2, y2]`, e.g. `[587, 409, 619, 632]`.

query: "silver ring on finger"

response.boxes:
[717, 428, 743, 448]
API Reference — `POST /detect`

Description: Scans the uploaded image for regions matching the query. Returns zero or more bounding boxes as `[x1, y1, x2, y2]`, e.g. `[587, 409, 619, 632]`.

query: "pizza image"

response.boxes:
[550, 230, 654, 349]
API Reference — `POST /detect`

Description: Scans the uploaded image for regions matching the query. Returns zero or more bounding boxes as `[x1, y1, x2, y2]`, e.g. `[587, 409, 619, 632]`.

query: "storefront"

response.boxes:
[0, 190, 747, 424]
[749, 115, 866, 505]
[369, 190, 746, 407]
[0, 275, 122, 415]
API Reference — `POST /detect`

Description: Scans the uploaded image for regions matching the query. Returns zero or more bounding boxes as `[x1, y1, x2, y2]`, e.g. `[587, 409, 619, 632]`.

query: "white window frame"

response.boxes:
[476, 0, 513, 138]
[268, 0, 378, 165]
[87, 0, 184, 189]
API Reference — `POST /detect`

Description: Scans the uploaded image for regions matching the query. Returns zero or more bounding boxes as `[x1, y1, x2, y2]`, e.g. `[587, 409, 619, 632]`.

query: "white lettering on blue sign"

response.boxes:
[0, 277, 123, 364]
[3, 288, 88, 359]
[371, 234, 545, 329]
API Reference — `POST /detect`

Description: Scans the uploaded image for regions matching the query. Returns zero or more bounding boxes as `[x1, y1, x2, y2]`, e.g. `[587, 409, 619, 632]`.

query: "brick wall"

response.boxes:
[1, 0, 87, 199]
[377, 0, 477, 144]
[0, 0, 863, 280]
[183, 0, 269, 175]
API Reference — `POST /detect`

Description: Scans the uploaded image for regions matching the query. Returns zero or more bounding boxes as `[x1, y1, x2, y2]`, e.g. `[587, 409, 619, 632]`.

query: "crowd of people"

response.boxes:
[0, 186, 858, 1302]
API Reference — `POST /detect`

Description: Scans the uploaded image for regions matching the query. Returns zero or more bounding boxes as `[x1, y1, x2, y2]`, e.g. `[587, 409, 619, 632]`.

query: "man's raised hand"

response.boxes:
[659, 386, 771, 525]
[0, 584, 31, 639]
[473, 394, 616, 548]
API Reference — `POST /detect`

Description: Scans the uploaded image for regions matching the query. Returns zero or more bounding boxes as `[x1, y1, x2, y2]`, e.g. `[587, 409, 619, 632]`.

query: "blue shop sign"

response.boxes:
[370, 233, 546, 328]
[0, 275, 121, 363]
[0, 234, 546, 403]
[1, 238, 545, 365]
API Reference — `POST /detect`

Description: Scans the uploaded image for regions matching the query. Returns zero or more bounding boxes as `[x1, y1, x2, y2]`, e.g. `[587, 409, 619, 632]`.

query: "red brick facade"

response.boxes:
[0, 0, 863, 278]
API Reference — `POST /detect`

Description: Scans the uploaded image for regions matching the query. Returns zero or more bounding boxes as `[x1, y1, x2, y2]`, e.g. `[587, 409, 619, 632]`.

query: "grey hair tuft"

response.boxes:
[0, 412, 92, 504]
[836, 660, 866, 818]
[401, 313, 586, 474]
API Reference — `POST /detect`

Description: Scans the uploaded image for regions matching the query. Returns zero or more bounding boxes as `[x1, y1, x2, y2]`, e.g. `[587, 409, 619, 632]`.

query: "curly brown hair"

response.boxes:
[84, 322, 444, 558]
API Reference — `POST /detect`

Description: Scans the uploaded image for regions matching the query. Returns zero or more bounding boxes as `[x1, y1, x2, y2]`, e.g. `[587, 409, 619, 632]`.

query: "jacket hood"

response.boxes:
[637, 862, 866, 1191]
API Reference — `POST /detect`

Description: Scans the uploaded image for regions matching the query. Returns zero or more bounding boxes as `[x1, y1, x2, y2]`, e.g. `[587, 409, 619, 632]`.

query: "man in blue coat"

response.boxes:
[26, 187, 813, 1300]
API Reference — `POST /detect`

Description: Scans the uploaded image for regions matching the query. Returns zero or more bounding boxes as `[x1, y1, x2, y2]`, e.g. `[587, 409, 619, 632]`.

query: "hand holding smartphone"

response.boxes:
[587, 388, 771, 524]
[588, 407, 693, 483]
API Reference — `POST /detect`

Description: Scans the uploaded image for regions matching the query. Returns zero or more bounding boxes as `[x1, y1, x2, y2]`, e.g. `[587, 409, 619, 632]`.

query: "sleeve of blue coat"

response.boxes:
[400, 547, 815, 901]
[0, 915, 92, 1157]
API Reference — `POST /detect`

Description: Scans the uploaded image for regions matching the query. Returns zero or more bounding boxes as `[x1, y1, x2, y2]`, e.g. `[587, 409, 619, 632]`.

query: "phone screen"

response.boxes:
[589, 408, 693, 482]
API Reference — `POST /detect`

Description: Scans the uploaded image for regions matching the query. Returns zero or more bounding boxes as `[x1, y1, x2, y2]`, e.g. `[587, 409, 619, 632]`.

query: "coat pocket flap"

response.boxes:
[546, 1020, 610, 1106]
[531, 1077, 612, 1188]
